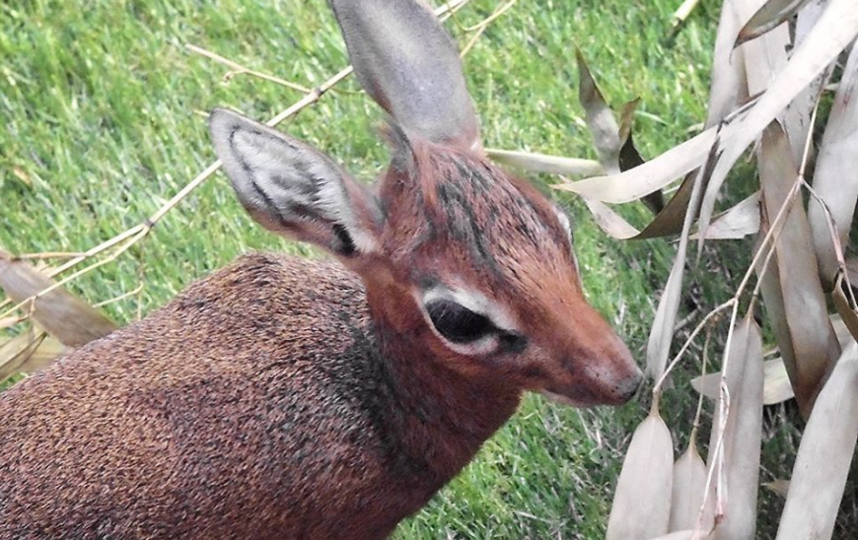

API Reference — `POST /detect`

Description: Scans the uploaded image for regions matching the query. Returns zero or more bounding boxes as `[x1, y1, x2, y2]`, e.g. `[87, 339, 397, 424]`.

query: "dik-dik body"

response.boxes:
[0, 1, 642, 538]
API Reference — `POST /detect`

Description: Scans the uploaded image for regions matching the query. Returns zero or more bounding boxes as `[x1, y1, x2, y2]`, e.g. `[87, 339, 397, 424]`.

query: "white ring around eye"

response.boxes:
[414, 285, 518, 356]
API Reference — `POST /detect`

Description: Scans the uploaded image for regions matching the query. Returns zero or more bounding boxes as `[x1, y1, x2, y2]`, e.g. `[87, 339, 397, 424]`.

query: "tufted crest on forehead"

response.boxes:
[376, 131, 575, 290]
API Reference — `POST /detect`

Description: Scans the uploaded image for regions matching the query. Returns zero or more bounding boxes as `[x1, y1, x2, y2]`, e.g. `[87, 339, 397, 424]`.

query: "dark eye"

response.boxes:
[425, 299, 496, 344]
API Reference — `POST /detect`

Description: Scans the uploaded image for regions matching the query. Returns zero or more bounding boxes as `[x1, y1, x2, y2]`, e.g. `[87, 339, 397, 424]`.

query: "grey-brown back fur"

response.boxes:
[0, 254, 518, 539]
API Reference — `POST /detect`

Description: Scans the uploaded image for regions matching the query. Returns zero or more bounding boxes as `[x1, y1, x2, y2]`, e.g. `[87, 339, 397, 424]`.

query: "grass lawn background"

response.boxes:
[0, 0, 802, 538]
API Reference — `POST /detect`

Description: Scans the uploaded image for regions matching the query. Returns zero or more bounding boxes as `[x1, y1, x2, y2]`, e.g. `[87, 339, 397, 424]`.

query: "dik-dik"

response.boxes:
[0, 1, 642, 538]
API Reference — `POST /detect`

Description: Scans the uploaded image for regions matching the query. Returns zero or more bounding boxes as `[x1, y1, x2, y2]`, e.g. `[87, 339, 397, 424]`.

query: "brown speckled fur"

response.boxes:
[0, 254, 519, 540]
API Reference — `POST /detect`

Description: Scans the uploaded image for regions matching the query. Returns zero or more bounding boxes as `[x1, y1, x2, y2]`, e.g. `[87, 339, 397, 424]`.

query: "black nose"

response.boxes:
[616, 369, 643, 403]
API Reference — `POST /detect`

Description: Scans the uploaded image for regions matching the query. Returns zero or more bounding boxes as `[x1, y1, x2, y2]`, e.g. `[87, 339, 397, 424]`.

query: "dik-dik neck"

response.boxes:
[365, 285, 521, 484]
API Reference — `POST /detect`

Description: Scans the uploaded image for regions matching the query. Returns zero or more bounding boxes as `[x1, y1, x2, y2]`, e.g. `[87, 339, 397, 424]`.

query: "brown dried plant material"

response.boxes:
[0, 254, 117, 348]
[808, 44, 858, 286]
[697, 0, 858, 250]
[775, 342, 858, 540]
[0, 332, 66, 381]
[693, 357, 793, 406]
[606, 399, 674, 540]
[756, 122, 840, 416]
[706, 314, 763, 540]
[486, 148, 603, 176]
[832, 273, 858, 342]
[737, 0, 813, 46]
[669, 439, 708, 532]
[691, 192, 760, 241]
[576, 49, 621, 174]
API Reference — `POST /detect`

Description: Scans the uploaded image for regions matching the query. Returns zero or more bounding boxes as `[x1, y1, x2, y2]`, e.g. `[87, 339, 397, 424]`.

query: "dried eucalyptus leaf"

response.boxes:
[737, 0, 813, 46]
[756, 122, 840, 416]
[487, 148, 603, 176]
[808, 43, 858, 285]
[0, 254, 117, 347]
[606, 405, 674, 540]
[697, 0, 858, 251]
[775, 342, 858, 540]
[669, 439, 708, 532]
[707, 315, 763, 540]
[691, 192, 760, 241]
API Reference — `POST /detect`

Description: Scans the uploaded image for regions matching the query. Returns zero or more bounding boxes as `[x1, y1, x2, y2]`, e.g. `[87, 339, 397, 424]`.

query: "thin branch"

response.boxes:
[185, 44, 311, 93]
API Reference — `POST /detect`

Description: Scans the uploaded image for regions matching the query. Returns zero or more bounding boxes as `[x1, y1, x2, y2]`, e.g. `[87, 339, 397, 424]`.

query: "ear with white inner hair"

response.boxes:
[209, 108, 383, 258]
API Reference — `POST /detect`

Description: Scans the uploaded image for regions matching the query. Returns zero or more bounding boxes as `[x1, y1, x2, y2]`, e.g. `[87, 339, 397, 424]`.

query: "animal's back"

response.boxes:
[0, 253, 429, 540]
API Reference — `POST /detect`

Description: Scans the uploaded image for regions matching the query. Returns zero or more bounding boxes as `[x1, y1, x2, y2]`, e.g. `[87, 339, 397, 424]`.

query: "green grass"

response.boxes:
[0, 0, 787, 538]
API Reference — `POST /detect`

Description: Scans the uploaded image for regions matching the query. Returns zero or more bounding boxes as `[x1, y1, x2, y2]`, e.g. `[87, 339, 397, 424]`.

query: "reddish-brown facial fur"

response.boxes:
[0, 1, 641, 537]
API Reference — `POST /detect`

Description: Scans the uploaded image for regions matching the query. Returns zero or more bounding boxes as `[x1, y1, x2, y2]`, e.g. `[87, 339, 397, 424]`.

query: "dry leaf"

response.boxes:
[606, 401, 674, 540]
[764, 478, 791, 498]
[0, 254, 117, 347]
[649, 531, 714, 540]
[669, 439, 708, 532]
[693, 192, 760, 241]
[775, 342, 858, 540]
[692, 356, 794, 406]
[808, 43, 858, 285]
[577, 49, 621, 174]
[832, 273, 858, 342]
[486, 148, 603, 176]
[646, 141, 719, 380]
[697, 0, 858, 252]
[707, 0, 750, 127]
[705, 314, 763, 540]
[755, 122, 840, 416]
[0, 331, 66, 381]
[737, 0, 813, 46]
[580, 197, 640, 240]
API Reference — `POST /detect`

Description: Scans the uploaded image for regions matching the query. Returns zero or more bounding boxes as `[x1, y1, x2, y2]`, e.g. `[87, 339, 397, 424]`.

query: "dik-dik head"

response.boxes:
[210, 0, 642, 406]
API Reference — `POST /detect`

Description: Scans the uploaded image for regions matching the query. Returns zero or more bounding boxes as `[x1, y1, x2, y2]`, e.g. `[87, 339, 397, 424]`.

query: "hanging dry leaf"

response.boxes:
[832, 273, 858, 341]
[755, 122, 840, 416]
[737, 0, 813, 46]
[775, 342, 858, 540]
[706, 314, 763, 540]
[0, 254, 117, 347]
[646, 140, 719, 380]
[764, 479, 791, 498]
[669, 439, 708, 532]
[580, 197, 640, 240]
[691, 192, 760, 241]
[708, 0, 751, 127]
[577, 49, 621, 174]
[486, 148, 603, 176]
[692, 356, 794, 406]
[808, 43, 858, 286]
[697, 0, 858, 248]
[606, 401, 674, 540]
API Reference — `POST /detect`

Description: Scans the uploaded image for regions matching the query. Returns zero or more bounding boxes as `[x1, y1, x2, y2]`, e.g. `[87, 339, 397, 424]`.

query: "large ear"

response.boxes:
[330, 0, 480, 148]
[209, 108, 383, 258]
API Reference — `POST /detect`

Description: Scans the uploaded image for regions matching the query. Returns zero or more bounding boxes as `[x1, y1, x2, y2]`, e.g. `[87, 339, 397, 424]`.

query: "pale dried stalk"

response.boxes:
[0, 0, 475, 319]
[185, 44, 311, 93]
[93, 283, 145, 309]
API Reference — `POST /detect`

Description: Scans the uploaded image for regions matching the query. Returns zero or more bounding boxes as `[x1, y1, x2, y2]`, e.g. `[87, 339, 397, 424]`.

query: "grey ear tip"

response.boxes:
[209, 107, 236, 128]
